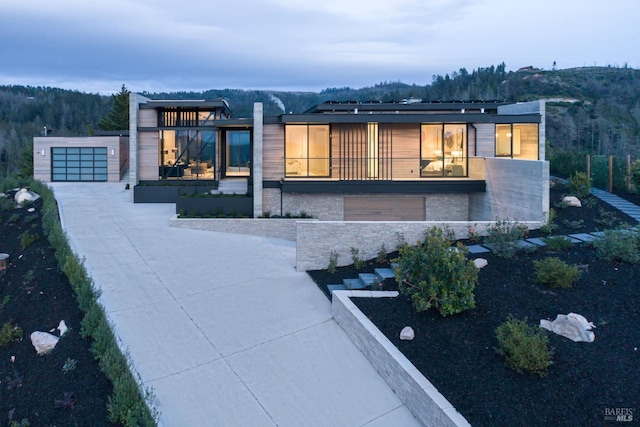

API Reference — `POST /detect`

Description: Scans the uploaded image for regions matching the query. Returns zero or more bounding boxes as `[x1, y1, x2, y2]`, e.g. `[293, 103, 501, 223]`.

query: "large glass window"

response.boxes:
[159, 108, 216, 127]
[285, 125, 330, 177]
[495, 124, 539, 159]
[420, 124, 467, 177]
[225, 130, 251, 177]
[159, 130, 216, 179]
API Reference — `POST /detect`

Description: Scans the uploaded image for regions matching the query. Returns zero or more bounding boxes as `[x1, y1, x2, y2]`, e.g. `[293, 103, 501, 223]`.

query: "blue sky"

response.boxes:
[0, 0, 638, 94]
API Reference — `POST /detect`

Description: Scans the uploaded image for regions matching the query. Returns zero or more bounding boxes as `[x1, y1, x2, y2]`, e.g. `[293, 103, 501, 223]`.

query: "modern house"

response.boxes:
[129, 95, 548, 223]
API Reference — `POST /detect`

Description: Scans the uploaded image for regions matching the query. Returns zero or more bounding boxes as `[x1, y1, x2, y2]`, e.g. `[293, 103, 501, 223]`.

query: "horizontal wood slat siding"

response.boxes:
[139, 132, 159, 180]
[390, 124, 420, 179]
[344, 196, 425, 221]
[139, 110, 156, 127]
[263, 124, 284, 179]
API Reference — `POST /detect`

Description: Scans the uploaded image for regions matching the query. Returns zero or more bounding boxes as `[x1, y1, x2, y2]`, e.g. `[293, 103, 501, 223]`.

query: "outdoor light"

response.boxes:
[111, 148, 115, 156]
[41, 149, 45, 156]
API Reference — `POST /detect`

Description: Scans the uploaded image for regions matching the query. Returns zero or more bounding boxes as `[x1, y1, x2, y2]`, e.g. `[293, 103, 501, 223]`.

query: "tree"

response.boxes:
[97, 84, 130, 131]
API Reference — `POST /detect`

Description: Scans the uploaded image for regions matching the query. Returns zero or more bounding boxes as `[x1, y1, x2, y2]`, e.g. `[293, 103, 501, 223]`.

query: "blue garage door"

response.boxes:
[51, 147, 108, 182]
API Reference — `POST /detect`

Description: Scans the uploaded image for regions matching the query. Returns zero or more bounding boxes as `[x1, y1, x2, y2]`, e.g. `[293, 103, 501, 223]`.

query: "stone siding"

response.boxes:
[296, 220, 540, 271]
[283, 194, 344, 221]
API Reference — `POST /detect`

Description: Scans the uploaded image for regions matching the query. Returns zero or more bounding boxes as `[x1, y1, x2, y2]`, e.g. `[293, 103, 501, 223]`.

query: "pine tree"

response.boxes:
[97, 84, 130, 131]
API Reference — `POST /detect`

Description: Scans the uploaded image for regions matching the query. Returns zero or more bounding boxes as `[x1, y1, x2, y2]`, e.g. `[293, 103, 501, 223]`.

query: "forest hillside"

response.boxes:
[1, 64, 639, 181]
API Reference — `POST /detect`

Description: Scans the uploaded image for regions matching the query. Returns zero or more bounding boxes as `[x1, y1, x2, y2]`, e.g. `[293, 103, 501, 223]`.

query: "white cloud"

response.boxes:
[0, 0, 638, 92]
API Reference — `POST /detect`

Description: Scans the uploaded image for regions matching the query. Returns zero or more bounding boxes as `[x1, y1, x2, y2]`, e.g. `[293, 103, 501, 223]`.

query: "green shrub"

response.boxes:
[595, 208, 618, 228]
[376, 244, 387, 263]
[484, 219, 528, 259]
[395, 227, 477, 316]
[562, 219, 584, 230]
[8, 213, 19, 223]
[25, 178, 158, 426]
[568, 171, 591, 198]
[20, 231, 38, 249]
[0, 197, 14, 211]
[534, 257, 581, 288]
[350, 247, 365, 270]
[0, 322, 23, 347]
[327, 251, 339, 274]
[540, 209, 557, 235]
[543, 235, 573, 251]
[592, 228, 639, 263]
[495, 316, 553, 377]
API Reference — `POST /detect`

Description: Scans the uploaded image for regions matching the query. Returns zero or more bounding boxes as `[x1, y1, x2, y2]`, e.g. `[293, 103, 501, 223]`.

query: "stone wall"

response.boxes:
[424, 194, 469, 221]
[282, 194, 344, 221]
[296, 220, 540, 271]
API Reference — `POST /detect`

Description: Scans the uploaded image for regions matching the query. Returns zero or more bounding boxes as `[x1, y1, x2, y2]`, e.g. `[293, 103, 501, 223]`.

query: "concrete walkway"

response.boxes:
[50, 182, 420, 427]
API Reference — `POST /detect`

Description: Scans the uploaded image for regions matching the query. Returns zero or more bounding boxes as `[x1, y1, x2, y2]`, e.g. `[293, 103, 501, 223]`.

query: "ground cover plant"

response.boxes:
[308, 181, 640, 426]
[0, 178, 156, 426]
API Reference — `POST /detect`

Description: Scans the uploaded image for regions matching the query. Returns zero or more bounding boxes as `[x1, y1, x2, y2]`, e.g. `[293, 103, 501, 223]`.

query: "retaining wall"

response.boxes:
[169, 216, 317, 241]
[296, 220, 540, 271]
[332, 291, 470, 427]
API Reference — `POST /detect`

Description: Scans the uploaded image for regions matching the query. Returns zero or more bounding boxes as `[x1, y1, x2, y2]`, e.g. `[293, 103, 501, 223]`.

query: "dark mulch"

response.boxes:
[0, 192, 115, 426]
[308, 183, 640, 427]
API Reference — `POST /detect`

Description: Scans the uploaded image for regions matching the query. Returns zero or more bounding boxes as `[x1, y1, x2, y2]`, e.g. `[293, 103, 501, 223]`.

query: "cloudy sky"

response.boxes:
[0, 0, 638, 94]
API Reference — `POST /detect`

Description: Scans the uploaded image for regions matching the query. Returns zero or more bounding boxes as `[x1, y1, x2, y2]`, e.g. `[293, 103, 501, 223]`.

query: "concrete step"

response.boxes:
[358, 273, 378, 286]
[327, 284, 346, 294]
[343, 278, 366, 290]
[374, 268, 395, 280]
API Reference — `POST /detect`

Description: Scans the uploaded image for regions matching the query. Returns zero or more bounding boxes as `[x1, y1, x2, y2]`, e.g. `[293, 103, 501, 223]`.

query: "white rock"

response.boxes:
[400, 326, 415, 341]
[474, 258, 488, 269]
[539, 312, 595, 342]
[562, 196, 582, 207]
[57, 320, 68, 336]
[30, 331, 60, 355]
[27, 207, 35, 213]
[14, 188, 40, 205]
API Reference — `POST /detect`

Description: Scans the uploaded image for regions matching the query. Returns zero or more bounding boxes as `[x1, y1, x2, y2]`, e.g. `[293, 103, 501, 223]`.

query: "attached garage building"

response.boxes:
[33, 135, 129, 183]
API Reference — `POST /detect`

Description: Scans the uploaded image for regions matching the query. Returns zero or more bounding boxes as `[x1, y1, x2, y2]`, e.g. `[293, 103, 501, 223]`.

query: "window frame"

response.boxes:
[284, 124, 331, 178]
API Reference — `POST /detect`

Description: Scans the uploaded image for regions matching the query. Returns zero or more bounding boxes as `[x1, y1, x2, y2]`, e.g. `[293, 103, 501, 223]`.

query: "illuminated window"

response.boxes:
[285, 125, 330, 177]
[495, 124, 538, 159]
[367, 123, 379, 178]
[421, 124, 467, 177]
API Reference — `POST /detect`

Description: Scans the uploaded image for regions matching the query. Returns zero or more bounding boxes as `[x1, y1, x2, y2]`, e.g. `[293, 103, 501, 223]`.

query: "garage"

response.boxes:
[344, 196, 425, 221]
[51, 147, 108, 181]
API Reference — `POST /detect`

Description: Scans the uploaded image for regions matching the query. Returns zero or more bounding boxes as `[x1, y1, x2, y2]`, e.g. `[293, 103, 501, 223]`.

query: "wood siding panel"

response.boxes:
[139, 110, 156, 127]
[263, 124, 284, 180]
[344, 196, 425, 221]
[139, 132, 159, 180]
[390, 124, 420, 179]
[33, 136, 123, 182]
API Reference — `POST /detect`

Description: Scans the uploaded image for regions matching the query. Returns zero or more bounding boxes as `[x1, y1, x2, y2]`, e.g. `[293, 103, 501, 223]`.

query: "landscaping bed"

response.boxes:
[308, 183, 640, 426]
[0, 193, 115, 426]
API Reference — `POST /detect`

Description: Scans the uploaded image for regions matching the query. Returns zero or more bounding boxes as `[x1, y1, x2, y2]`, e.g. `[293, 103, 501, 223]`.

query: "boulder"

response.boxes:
[562, 196, 582, 208]
[539, 312, 595, 342]
[30, 331, 60, 355]
[14, 188, 40, 205]
[400, 326, 415, 341]
[474, 258, 488, 269]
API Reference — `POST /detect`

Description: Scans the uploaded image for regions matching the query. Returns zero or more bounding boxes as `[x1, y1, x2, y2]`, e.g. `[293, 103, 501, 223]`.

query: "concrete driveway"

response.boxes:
[51, 182, 420, 427]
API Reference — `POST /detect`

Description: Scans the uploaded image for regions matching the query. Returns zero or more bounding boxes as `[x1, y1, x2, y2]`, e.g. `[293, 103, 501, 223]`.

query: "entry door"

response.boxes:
[224, 130, 251, 177]
[51, 147, 108, 181]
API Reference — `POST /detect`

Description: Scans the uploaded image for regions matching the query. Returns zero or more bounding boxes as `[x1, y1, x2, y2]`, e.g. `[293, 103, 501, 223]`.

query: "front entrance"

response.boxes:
[223, 130, 251, 177]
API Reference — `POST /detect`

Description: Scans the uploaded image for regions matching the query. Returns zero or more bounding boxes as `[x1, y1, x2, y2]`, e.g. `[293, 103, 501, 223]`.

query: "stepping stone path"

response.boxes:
[328, 268, 396, 294]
